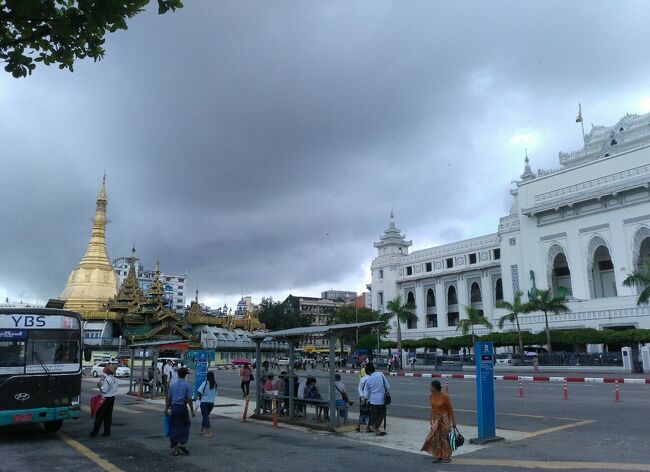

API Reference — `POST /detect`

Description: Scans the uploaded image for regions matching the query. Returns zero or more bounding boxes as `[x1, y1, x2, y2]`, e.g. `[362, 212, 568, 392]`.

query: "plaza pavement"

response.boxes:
[2, 375, 646, 471]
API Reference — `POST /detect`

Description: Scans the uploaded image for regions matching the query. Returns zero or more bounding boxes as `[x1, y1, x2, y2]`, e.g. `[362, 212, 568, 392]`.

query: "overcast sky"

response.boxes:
[2, 1, 650, 308]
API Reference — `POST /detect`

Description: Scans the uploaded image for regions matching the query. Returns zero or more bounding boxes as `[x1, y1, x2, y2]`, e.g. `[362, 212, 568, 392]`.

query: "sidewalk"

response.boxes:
[143, 393, 531, 458]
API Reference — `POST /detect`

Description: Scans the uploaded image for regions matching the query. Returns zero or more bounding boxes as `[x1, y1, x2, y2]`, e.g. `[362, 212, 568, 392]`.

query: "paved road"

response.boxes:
[1, 370, 649, 471]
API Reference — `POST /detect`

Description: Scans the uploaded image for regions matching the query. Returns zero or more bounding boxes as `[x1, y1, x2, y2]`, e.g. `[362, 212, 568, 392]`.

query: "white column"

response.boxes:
[436, 283, 447, 329]
[610, 222, 634, 296]
[481, 273, 495, 322]
[457, 277, 468, 318]
[415, 282, 426, 330]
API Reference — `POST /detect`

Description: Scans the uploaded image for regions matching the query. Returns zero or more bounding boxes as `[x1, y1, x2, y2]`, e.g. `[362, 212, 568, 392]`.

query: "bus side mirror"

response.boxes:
[83, 348, 92, 362]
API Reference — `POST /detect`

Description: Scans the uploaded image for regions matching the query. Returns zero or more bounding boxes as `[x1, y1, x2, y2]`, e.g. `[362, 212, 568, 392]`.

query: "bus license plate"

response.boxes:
[13, 413, 32, 423]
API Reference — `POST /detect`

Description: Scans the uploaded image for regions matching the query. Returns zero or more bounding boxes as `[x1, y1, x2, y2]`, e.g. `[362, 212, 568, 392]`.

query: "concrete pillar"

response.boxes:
[436, 282, 448, 329]
[329, 335, 337, 429]
[457, 277, 468, 319]
[415, 282, 426, 329]
[254, 340, 262, 415]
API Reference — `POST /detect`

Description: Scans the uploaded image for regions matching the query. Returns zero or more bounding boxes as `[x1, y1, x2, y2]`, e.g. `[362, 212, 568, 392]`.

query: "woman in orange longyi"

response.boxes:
[420, 380, 457, 464]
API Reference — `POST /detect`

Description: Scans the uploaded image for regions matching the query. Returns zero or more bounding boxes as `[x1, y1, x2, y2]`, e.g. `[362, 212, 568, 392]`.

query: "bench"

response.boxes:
[260, 394, 348, 424]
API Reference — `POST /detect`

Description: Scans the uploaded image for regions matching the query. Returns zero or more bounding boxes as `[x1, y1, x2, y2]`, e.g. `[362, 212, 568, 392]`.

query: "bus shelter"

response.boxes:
[250, 321, 383, 430]
[126, 340, 190, 399]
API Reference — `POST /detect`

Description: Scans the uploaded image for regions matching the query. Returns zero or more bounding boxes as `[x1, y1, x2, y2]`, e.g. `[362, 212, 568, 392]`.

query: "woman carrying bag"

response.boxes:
[90, 364, 118, 437]
[197, 371, 218, 437]
[420, 380, 460, 464]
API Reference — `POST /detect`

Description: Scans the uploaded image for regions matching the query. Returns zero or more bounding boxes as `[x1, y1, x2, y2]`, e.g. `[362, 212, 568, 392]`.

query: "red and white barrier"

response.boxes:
[334, 369, 650, 385]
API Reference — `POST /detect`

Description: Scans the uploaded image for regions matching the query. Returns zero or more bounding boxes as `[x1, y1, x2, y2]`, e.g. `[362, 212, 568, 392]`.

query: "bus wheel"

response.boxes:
[43, 420, 63, 432]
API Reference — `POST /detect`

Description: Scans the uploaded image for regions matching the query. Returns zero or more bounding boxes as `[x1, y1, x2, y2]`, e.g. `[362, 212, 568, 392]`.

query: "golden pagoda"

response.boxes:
[60, 176, 119, 316]
[186, 289, 226, 327]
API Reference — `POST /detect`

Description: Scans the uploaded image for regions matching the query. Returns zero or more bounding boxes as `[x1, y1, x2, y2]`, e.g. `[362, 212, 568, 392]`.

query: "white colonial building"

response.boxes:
[371, 112, 650, 343]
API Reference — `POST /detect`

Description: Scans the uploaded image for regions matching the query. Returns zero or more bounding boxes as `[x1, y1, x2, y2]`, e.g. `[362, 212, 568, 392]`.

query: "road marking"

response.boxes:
[452, 458, 650, 470]
[524, 419, 595, 438]
[57, 432, 125, 472]
[81, 404, 142, 415]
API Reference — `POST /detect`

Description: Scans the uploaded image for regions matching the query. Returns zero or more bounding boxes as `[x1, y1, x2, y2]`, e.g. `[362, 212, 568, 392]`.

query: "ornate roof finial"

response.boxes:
[520, 150, 535, 181]
[131, 242, 136, 255]
[390, 208, 394, 219]
[195, 287, 199, 303]
[97, 173, 108, 202]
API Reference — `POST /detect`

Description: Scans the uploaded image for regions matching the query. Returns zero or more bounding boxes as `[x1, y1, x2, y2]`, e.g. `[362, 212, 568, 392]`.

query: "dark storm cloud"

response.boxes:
[2, 1, 650, 304]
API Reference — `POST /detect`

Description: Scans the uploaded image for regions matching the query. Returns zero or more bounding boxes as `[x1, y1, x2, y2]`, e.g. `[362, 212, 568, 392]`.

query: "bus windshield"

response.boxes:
[26, 331, 80, 373]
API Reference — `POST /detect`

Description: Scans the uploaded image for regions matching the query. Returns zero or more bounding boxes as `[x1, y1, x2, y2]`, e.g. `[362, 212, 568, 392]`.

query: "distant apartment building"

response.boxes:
[283, 294, 348, 349]
[353, 292, 372, 309]
[321, 289, 357, 303]
[112, 252, 187, 313]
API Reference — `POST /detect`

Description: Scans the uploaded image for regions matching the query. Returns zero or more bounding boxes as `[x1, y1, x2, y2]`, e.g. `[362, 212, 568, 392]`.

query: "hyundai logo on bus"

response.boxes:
[15, 393, 30, 401]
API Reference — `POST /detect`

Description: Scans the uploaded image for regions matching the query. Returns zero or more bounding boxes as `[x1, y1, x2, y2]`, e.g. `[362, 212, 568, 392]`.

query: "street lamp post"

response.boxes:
[118, 335, 122, 360]
[355, 306, 359, 345]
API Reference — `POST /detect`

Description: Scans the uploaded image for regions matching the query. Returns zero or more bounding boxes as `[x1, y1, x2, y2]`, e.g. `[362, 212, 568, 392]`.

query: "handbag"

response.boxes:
[381, 376, 392, 405]
[335, 385, 353, 405]
[448, 426, 464, 451]
[163, 414, 171, 437]
[90, 395, 105, 419]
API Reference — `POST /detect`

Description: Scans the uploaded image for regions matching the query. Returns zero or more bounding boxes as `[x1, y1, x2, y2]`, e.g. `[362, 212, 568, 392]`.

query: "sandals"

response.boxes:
[443, 458, 451, 463]
[432, 458, 443, 463]
[375, 431, 387, 436]
[179, 446, 189, 455]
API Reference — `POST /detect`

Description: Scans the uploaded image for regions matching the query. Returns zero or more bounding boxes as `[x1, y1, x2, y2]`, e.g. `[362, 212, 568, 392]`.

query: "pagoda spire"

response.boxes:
[520, 149, 536, 181]
[60, 176, 119, 313]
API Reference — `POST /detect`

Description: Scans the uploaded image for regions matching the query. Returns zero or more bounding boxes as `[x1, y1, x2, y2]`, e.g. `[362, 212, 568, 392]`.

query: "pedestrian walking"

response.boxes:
[90, 364, 118, 437]
[165, 367, 195, 456]
[362, 362, 389, 436]
[197, 371, 217, 438]
[420, 380, 457, 464]
[240, 363, 252, 397]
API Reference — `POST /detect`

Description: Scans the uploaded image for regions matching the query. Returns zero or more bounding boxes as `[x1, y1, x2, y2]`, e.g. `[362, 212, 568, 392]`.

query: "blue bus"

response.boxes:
[0, 308, 83, 431]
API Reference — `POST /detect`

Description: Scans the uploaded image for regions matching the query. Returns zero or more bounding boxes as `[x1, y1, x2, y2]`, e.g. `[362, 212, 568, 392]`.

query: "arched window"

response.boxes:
[470, 282, 482, 303]
[589, 244, 617, 298]
[426, 289, 436, 308]
[406, 291, 417, 329]
[447, 285, 458, 306]
[547, 244, 573, 297]
[632, 227, 650, 280]
[495, 278, 504, 302]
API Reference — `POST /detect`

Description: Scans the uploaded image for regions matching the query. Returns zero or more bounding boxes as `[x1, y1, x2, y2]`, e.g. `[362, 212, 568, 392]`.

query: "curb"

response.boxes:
[336, 369, 650, 384]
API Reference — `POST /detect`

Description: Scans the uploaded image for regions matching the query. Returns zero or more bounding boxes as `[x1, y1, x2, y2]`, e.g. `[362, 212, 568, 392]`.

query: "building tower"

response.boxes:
[370, 211, 412, 313]
[59, 176, 119, 314]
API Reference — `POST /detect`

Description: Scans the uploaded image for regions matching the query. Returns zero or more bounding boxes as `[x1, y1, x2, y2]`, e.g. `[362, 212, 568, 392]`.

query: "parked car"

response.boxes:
[91, 362, 130, 378]
[277, 357, 290, 366]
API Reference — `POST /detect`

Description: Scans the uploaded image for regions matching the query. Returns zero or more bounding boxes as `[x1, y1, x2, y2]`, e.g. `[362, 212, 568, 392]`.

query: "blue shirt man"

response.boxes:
[168, 378, 193, 405]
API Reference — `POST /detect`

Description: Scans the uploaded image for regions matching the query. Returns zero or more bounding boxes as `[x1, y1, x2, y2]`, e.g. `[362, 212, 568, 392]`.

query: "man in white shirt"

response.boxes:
[163, 360, 177, 394]
[362, 362, 390, 436]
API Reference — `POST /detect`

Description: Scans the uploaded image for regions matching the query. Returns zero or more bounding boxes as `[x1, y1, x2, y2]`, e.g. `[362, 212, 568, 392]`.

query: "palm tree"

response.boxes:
[457, 305, 493, 348]
[529, 289, 570, 353]
[386, 296, 416, 369]
[496, 290, 530, 357]
[623, 257, 650, 305]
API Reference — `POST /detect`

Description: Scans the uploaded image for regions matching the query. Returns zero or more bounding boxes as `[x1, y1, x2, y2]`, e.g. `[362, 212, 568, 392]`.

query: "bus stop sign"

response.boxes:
[471, 341, 503, 445]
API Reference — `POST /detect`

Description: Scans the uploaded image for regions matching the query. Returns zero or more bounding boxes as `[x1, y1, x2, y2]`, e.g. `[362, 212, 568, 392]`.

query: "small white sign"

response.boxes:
[25, 363, 79, 374]
[0, 314, 80, 330]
